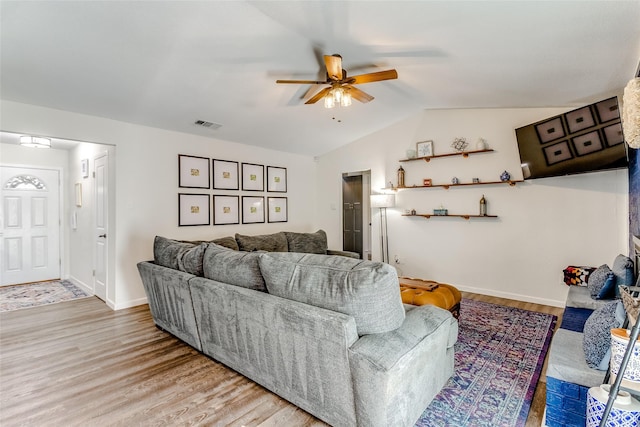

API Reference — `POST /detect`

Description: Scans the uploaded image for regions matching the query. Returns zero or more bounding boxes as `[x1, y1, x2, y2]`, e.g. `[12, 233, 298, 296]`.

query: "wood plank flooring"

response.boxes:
[0, 293, 562, 426]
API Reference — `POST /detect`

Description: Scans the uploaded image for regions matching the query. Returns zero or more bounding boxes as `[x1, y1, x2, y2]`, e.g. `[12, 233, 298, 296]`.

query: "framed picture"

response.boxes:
[241, 163, 264, 191]
[179, 155, 210, 189]
[416, 140, 433, 157]
[213, 159, 239, 190]
[81, 159, 89, 178]
[267, 197, 288, 223]
[213, 195, 239, 225]
[422, 179, 432, 186]
[535, 117, 565, 144]
[267, 166, 287, 192]
[543, 140, 573, 166]
[565, 107, 595, 134]
[595, 97, 620, 123]
[602, 123, 624, 146]
[242, 196, 265, 224]
[571, 131, 603, 156]
[178, 193, 210, 226]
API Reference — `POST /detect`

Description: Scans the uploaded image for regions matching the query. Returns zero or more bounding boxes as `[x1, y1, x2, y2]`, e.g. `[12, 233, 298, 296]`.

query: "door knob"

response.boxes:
[98, 234, 107, 238]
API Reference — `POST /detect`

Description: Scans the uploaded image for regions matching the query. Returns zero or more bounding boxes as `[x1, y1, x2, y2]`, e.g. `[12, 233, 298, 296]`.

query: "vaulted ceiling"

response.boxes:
[2, 1, 639, 156]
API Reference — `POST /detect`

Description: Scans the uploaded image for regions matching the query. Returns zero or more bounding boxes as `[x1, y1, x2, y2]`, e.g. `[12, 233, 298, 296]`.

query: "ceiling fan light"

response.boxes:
[20, 135, 51, 148]
[324, 93, 336, 109]
[333, 87, 344, 104]
[341, 91, 352, 107]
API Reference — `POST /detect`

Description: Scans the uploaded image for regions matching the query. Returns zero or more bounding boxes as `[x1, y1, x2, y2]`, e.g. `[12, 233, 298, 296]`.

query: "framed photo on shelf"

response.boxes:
[213, 195, 239, 225]
[179, 154, 210, 189]
[178, 193, 210, 226]
[267, 166, 287, 192]
[241, 163, 264, 191]
[242, 196, 265, 224]
[213, 159, 239, 190]
[267, 197, 288, 223]
[416, 140, 433, 157]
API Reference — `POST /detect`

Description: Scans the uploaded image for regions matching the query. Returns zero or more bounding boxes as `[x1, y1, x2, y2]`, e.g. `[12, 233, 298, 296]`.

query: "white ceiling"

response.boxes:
[2, 1, 639, 157]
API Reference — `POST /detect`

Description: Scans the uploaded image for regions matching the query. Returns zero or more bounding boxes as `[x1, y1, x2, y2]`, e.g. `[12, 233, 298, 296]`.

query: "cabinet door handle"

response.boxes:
[98, 234, 107, 238]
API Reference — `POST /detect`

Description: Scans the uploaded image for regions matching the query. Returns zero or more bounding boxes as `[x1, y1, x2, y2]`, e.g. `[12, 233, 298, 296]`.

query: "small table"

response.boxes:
[398, 277, 461, 319]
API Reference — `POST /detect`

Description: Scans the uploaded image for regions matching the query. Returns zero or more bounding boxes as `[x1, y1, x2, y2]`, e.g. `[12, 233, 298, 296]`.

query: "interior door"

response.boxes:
[94, 154, 108, 301]
[0, 167, 60, 286]
[342, 175, 363, 258]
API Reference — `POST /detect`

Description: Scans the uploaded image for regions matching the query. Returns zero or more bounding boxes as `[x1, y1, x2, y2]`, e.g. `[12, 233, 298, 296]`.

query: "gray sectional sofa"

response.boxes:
[137, 234, 458, 427]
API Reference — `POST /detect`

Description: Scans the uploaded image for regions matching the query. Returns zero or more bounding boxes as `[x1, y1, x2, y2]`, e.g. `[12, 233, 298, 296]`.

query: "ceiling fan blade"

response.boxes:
[350, 69, 398, 84]
[276, 79, 327, 84]
[324, 55, 343, 81]
[346, 86, 374, 103]
[305, 87, 332, 104]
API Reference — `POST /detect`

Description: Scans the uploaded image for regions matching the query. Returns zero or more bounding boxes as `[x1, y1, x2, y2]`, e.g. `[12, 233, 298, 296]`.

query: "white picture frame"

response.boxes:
[267, 166, 287, 193]
[213, 195, 239, 225]
[242, 196, 265, 224]
[178, 193, 210, 226]
[81, 159, 89, 178]
[241, 163, 264, 191]
[213, 159, 239, 190]
[416, 140, 433, 158]
[179, 154, 211, 189]
[267, 197, 288, 223]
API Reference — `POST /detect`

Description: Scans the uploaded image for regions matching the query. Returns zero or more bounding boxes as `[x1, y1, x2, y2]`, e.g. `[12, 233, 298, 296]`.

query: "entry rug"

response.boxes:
[416, 299, 557, 427]
[0, 280, 90, 312]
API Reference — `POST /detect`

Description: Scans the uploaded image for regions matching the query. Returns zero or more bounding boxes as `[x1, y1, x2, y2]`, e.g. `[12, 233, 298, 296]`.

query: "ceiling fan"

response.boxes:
[276, 54, 398, 108]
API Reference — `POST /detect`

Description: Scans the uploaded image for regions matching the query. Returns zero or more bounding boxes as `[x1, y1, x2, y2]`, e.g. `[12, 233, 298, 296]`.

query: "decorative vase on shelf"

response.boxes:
[476, 138, 486, 150]
[451, 177, 459, 185]
[479, 195, 487, 216]
[586, 384, 640, 427]
[397, 165, 405, 188]
[500, 170, 511, 181]
[609, 328, 640, 392]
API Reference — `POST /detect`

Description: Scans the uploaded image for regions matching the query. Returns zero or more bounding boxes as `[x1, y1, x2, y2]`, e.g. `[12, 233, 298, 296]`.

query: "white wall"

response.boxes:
[316, 108, 629, 307]
[1, 100, 317, 309]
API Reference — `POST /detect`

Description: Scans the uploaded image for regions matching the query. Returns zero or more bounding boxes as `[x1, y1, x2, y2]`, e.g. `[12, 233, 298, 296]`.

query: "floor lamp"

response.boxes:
[370, 194, 396, 263]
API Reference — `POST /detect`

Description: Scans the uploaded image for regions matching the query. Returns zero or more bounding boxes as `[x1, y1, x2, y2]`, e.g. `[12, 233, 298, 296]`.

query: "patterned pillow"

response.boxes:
[612, 254, 635, 296]
[588, 264, 616, 299]
[563, 266, 596, 286]
[583, 301, 625, 369]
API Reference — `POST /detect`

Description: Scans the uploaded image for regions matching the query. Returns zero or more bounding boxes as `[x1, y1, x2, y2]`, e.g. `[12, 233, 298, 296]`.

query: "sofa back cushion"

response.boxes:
[203, 243, 266, 292]
[154, 236, 206, 276]
[235, 232, 288, 252]
[258, 253, 405, 335]
[612, 254, 635, 295]
[284, 230, 328, 254]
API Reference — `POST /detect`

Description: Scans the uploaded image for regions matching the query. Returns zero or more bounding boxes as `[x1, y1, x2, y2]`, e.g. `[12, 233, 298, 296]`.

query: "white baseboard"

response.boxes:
[456, 284, 565, 308]
[113, 297, 148, 311]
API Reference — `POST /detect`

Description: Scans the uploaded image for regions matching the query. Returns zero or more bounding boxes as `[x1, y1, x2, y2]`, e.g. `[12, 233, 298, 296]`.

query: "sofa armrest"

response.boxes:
[349, 305, 457, 426]
[326, 249, 360, 259]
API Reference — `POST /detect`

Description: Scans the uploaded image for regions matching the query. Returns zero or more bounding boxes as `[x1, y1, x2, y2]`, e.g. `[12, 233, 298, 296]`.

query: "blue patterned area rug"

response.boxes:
[416, 298, 557, 427]
[0, 280, 91, 312]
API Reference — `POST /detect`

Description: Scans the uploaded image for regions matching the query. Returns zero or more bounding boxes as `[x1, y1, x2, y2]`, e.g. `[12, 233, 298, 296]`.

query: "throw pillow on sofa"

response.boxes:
[588, 264, 616, 300]
[284, 230, 328, 254]
[258, 252, 405, 336]
[235, 232, 288, 252]
[154, 236, 206, 276]
[612, 254, 635, 297]
[583, 300, 626, 370]
[202, 243, 267, 292]
[563, 266, 596, 286]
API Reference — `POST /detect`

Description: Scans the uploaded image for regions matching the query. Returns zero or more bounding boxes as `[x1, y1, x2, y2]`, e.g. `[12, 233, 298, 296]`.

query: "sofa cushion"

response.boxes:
[202, 243, 266, 292]
[284, 230, 328, 254]
[566, 285, 612, 310]
[181, 236, 239, 251]
[235, 232, 288, 252]
[154, 236, 201, 271]
[588, 264, 616, 299]
[612, 254, 635, 296]
[582, 301, 625, 370]
[258, 252, 405, 336]
[177, 243, 208, 276]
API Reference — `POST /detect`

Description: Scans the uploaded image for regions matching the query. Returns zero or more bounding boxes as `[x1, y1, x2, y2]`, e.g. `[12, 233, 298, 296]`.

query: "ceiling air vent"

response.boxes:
[194, 120, 222, 130]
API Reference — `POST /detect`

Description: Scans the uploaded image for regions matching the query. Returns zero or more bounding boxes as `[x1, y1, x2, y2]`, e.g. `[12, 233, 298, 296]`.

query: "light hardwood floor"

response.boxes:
[0, 293, 562, 426]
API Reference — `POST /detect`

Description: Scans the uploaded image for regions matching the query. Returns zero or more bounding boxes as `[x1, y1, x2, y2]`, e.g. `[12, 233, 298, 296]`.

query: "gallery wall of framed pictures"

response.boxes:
[178, 154, 288, 226]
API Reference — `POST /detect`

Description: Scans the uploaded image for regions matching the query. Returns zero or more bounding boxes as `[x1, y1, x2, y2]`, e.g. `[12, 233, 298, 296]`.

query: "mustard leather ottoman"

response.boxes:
[399, 277, 461, 319]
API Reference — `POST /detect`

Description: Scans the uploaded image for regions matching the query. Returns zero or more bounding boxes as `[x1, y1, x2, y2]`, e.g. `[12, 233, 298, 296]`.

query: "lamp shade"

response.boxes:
[370, 194, 396, 208]
[623, 77, 640, 149]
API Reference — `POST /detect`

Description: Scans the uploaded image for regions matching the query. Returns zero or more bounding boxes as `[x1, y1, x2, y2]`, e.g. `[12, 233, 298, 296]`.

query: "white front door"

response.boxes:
[94, 154, 107, 301]
[0, 167, 61, 286]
